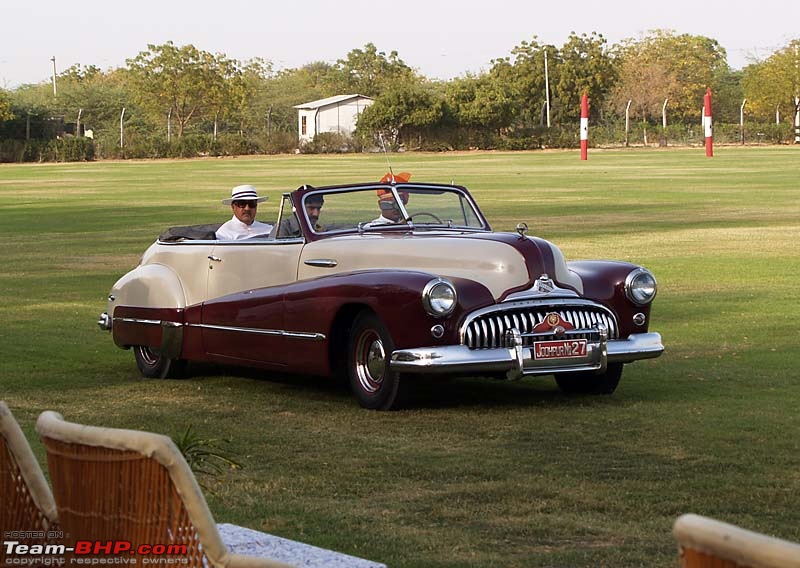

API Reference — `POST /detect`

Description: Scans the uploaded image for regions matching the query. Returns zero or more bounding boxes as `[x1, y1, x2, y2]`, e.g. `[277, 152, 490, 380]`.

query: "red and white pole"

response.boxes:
[580, 93, 589, 160]
[703, 87, 713, 157]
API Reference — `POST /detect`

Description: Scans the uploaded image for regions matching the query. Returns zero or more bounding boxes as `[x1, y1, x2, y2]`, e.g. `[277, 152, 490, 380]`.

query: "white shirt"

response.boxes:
[366, 215, 397, 227]
[216, 216, 273, 240]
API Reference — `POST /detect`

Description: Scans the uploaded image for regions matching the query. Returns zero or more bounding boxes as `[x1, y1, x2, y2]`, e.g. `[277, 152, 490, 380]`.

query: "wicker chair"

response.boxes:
[0, 402, 59, 564]
[36, 411, 293, 568]
[674, 513, 800, 568]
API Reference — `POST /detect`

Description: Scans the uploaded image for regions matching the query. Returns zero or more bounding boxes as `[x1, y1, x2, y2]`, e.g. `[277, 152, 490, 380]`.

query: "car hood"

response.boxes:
[298, 231, 583, 300]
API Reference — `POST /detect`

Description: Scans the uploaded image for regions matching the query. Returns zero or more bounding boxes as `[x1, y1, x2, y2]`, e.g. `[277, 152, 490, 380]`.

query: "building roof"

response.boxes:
[293, 94, 373, 110]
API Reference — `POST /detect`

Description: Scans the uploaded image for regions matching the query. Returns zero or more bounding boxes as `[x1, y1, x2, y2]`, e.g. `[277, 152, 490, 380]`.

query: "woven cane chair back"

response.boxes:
[36, 411, 292, 568]
[0, 402, 59, 565]
[42, 437, 207, 565]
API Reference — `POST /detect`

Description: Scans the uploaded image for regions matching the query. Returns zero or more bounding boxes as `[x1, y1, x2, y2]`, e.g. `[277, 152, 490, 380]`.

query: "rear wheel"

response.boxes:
[133, 345, 186, 379]
[555, 363, 623, 395]
[347, 312, 407, 410]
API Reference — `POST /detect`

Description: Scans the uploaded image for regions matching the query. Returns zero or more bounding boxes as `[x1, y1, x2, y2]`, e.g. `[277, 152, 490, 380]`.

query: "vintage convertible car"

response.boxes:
[98, 174, 664, 410]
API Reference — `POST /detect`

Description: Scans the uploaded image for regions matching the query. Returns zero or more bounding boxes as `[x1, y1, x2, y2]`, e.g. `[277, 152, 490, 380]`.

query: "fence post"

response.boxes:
[625, 100, 631, 147]
[740, 99, 746, 144]
[120, 107, 126, 149]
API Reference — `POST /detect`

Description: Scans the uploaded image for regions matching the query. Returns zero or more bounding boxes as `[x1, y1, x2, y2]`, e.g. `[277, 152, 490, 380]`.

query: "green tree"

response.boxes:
[489, 37, 554, 128]
[204, 54, 251, 138]
[325, 43, 416, 97]
[126, 42, 230, 138]
[49, 65, 130, 138]
[357, 82, 444, 147]
[445, 74, 513, 136]
[554, 32, 616, 122]
[0, 89, 13, 121]
[611, 51, 679, 124]
[742, 39, 800, 122]
[611, 30, 727, 124]
[711, 67, 744, 124]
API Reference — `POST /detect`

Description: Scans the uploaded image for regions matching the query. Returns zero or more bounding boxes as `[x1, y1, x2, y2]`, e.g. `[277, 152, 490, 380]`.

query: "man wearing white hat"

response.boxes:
[216, 185, 273, 240]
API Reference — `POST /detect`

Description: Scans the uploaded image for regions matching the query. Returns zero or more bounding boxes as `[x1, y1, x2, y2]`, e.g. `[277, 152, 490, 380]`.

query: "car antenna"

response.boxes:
[378, 133, 395, 183]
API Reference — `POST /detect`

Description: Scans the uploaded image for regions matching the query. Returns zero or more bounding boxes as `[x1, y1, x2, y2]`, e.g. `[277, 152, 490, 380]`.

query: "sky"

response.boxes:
[2, 0, 799, 88]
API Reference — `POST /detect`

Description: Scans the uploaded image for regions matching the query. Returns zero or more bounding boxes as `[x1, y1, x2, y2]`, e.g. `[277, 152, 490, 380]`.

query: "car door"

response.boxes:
[201, 238, 304, 366]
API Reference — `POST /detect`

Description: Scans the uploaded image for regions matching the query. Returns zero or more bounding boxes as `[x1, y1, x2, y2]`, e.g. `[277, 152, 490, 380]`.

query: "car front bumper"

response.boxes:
[389, 331, 664, 380]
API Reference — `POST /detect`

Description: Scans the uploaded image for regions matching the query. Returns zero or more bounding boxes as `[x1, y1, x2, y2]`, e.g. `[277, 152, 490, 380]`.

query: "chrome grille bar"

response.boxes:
[463, 303, 618, 349]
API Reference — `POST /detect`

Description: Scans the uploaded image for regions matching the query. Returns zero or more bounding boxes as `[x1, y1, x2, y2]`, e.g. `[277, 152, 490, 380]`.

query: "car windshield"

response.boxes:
[308, 185, 485, 234]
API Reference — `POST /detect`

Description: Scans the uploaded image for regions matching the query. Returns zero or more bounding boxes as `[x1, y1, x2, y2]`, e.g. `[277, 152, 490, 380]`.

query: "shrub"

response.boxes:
[299, 132, 355, 154]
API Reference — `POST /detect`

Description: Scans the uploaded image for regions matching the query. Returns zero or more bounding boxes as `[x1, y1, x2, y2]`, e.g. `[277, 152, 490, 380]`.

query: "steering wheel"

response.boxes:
[409, 211, 443, 224]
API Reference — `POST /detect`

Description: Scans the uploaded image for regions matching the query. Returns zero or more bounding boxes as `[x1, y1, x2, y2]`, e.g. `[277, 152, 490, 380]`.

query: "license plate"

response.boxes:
[533, 339, 588, 360]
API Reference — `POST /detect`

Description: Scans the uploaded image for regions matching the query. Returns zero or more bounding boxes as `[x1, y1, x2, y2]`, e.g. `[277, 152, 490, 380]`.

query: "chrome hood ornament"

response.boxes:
[533, 273, 555, 294]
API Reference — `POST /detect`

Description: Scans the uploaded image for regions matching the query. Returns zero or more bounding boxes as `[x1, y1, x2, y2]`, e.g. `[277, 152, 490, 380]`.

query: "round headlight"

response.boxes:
[625, 268, 657, 305]
[423, 278, 457, 317]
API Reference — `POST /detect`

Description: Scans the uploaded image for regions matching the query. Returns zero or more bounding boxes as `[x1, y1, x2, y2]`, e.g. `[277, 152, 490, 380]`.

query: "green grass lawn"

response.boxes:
[1, 147, 799, 567]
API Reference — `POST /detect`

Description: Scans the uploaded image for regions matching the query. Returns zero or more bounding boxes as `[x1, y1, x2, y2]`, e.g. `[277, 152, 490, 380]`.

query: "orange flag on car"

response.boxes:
[380, 172, 411, 183]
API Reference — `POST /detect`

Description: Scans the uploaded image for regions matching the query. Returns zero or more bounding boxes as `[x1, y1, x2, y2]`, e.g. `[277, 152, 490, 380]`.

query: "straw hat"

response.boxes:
[222, 185, 268, 205]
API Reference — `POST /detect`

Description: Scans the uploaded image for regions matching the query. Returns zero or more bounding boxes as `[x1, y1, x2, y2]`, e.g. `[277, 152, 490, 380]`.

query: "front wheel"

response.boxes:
[555, 363, 623, 395]
[133, 345, 187, 379]
[347, 312, 407, 410]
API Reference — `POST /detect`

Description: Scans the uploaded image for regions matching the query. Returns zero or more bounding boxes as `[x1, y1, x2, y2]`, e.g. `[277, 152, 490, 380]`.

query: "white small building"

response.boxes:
[294, 94, 373, 143]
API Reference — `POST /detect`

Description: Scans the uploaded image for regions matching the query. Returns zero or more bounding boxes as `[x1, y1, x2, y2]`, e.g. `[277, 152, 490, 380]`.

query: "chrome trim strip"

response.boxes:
[157, 239, 217, 245]
[304, 259, 338, 268]
[158, 238, 304, 246]
[112, 317, 326, 342]
[190, 323, 325, 341]
[214, 238, 304, 245]
[504, 287, 580, 301]
[114, 317, 163, 326]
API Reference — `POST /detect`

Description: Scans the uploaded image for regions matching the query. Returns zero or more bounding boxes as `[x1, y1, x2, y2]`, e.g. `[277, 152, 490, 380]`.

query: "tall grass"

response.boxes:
[0, 147, 798, 567]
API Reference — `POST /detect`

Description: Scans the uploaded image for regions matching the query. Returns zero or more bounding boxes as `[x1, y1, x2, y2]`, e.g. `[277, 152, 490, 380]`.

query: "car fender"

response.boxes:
[108, 263, 187, 351]
[109, 263, 187, 311]
[568, 260, 653, 337]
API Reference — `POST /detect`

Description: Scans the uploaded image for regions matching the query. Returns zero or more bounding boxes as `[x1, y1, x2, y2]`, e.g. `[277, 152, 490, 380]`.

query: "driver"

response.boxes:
[369, 189, 409, 226]
[277, 193, 324, 237]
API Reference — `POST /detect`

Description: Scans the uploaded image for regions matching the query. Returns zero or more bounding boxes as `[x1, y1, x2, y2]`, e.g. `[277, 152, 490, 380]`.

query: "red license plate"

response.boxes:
[533, 339, 588, 360]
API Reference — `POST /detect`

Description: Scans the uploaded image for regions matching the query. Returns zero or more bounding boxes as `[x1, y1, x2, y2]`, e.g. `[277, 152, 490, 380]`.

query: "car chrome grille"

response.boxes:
[464, 305, 618, 349]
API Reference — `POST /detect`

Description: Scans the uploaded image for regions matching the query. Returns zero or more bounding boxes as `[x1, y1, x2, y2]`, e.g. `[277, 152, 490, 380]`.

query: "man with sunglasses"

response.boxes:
[216, 185, 273, 240]
[368, 188, 409, 226]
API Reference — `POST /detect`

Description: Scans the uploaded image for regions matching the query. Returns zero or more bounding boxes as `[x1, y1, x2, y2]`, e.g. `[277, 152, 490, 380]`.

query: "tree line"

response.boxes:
[1, 30, 799, 162]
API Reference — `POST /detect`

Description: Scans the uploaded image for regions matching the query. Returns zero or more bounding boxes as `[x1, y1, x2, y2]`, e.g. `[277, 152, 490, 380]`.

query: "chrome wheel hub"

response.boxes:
[355, 330, 385, 393]
[135, 345, 158, 366]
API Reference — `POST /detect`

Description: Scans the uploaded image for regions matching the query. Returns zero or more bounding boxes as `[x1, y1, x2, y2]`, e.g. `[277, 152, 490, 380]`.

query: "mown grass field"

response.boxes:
[1, 147, 798, 567]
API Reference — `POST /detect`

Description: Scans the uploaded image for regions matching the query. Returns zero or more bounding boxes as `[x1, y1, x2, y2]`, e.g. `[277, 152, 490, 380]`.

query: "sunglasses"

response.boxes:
[379, 200, 401, 211]
[233, 201, 258, 209]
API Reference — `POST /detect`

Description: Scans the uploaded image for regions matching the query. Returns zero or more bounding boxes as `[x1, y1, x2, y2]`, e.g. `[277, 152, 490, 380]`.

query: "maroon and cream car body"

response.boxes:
[98, 178, 664, 409]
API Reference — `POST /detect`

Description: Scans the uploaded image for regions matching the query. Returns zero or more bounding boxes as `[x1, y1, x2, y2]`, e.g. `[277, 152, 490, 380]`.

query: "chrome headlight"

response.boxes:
[422, 278, 457, 317]
[625, 268, 657, 305]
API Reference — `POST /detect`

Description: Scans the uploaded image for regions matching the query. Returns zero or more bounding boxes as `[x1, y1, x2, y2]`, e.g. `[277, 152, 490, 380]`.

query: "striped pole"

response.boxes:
[704, 88, 713, 157]
[580, 93, 589, 160]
